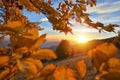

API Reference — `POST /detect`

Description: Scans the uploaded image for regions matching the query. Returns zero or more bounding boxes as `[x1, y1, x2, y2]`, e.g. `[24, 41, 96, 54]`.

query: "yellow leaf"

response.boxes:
[76, 18, 82, 23]
[5, 21, 24, 33]
[17, 59, 37, 74]
[0, 68, 10, 80]
[30, 49, 57, 60]
[16, 46, 29, 53]
[79, 4, 86, 11]
[30, 34, 46, 50]
[88, 49, 95, 60]
[17, 59, 25, 72]
[39, 64, 56, 80]
[106, 58, 120, 73]
[26, 58, 43, 71]
[96, 43, 118, 58]
[92, 50, 108, 71]
[5, 21, 23, 28]
[23, 28, 39, 40]
[0, 56, 10, 66]
[53, 66, 76, 80]
[75, 60, 86, 79]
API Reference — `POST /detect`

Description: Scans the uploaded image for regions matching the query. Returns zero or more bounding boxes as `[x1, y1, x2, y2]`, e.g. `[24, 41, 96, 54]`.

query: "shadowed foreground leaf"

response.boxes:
[100, 72, 120, 80]
[39, 64, 56, 80]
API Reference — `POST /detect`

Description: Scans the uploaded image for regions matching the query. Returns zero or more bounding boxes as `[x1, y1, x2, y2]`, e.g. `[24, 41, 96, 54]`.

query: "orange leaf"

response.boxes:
[96, 43, 118, 58]
[23, 28, 39, 40]
[75, 60, 86, 79]
[0, 56, 10, 66]
[53, 66, 76, 80]
[30, 34, 46, 50]
[30, 49, 57, 60]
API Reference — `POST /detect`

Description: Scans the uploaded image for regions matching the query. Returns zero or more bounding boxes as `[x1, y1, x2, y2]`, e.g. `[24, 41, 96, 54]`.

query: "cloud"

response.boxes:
[40, 18, 48, 22]
[89, 14, 120, 24]
[87, 1, 120, 14]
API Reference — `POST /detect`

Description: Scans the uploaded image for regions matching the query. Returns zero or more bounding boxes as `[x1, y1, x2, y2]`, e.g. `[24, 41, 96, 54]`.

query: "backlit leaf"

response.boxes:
[53, 66, 76, 80]
[0, 68, 10, 80]
[25, 58, 43, 71]
[75, 60, 86, 79]
[96, 43, 118, 58]
[30, 34, 47, 50]
[5, 21, 23, 28]
[17, 59, 37, 74]
[104, 58, 120, 73]
[30, 49, 57, 60]
[5, 21, 24, 33]
[79, 4, 86, 11]
[92, 50, 108, 71]
[23, 27, 39, 40]
[0, 56, 10, 67]
[39, 64, 56, 80]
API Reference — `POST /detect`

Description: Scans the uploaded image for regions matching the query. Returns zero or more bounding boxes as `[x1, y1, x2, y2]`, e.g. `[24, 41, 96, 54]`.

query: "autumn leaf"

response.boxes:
[100, 72, 120, 80]
[75, 60, 86, 79]
[23, 27, 39, 40]
[96, 43, 118, 58]
[16, 46, 29, 53]
[30, 34, 47, 50]
[0, 56, 10, 67]
[30, 49, 57, 60]
[5, 21, 23, 28]
[104, 58, 120, 73]
[79, 4, 86, 11]
[39, 64, 56, 80]
[92, 50, 108, 71]
[17, 59, 37, 74]
[25, 58, 43, 71]
[5, 21, 25, 33]
[0, 68, 10, 80]
[76, 18, 82, 23]
[88, 48, 96, 60]
[53, 66, 76, 80]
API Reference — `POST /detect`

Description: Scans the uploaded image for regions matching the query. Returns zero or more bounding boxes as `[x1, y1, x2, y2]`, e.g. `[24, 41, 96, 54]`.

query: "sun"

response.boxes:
[77, 36, 88, 43]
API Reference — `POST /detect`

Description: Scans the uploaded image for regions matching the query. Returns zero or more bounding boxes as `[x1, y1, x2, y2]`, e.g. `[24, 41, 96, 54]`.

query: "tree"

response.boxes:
[56, 40, 72, 59]
[0, 0, 119, 80]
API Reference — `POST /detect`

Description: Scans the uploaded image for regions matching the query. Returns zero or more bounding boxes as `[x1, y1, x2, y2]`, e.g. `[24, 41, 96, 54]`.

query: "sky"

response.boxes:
[23, 0, 120, 42]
